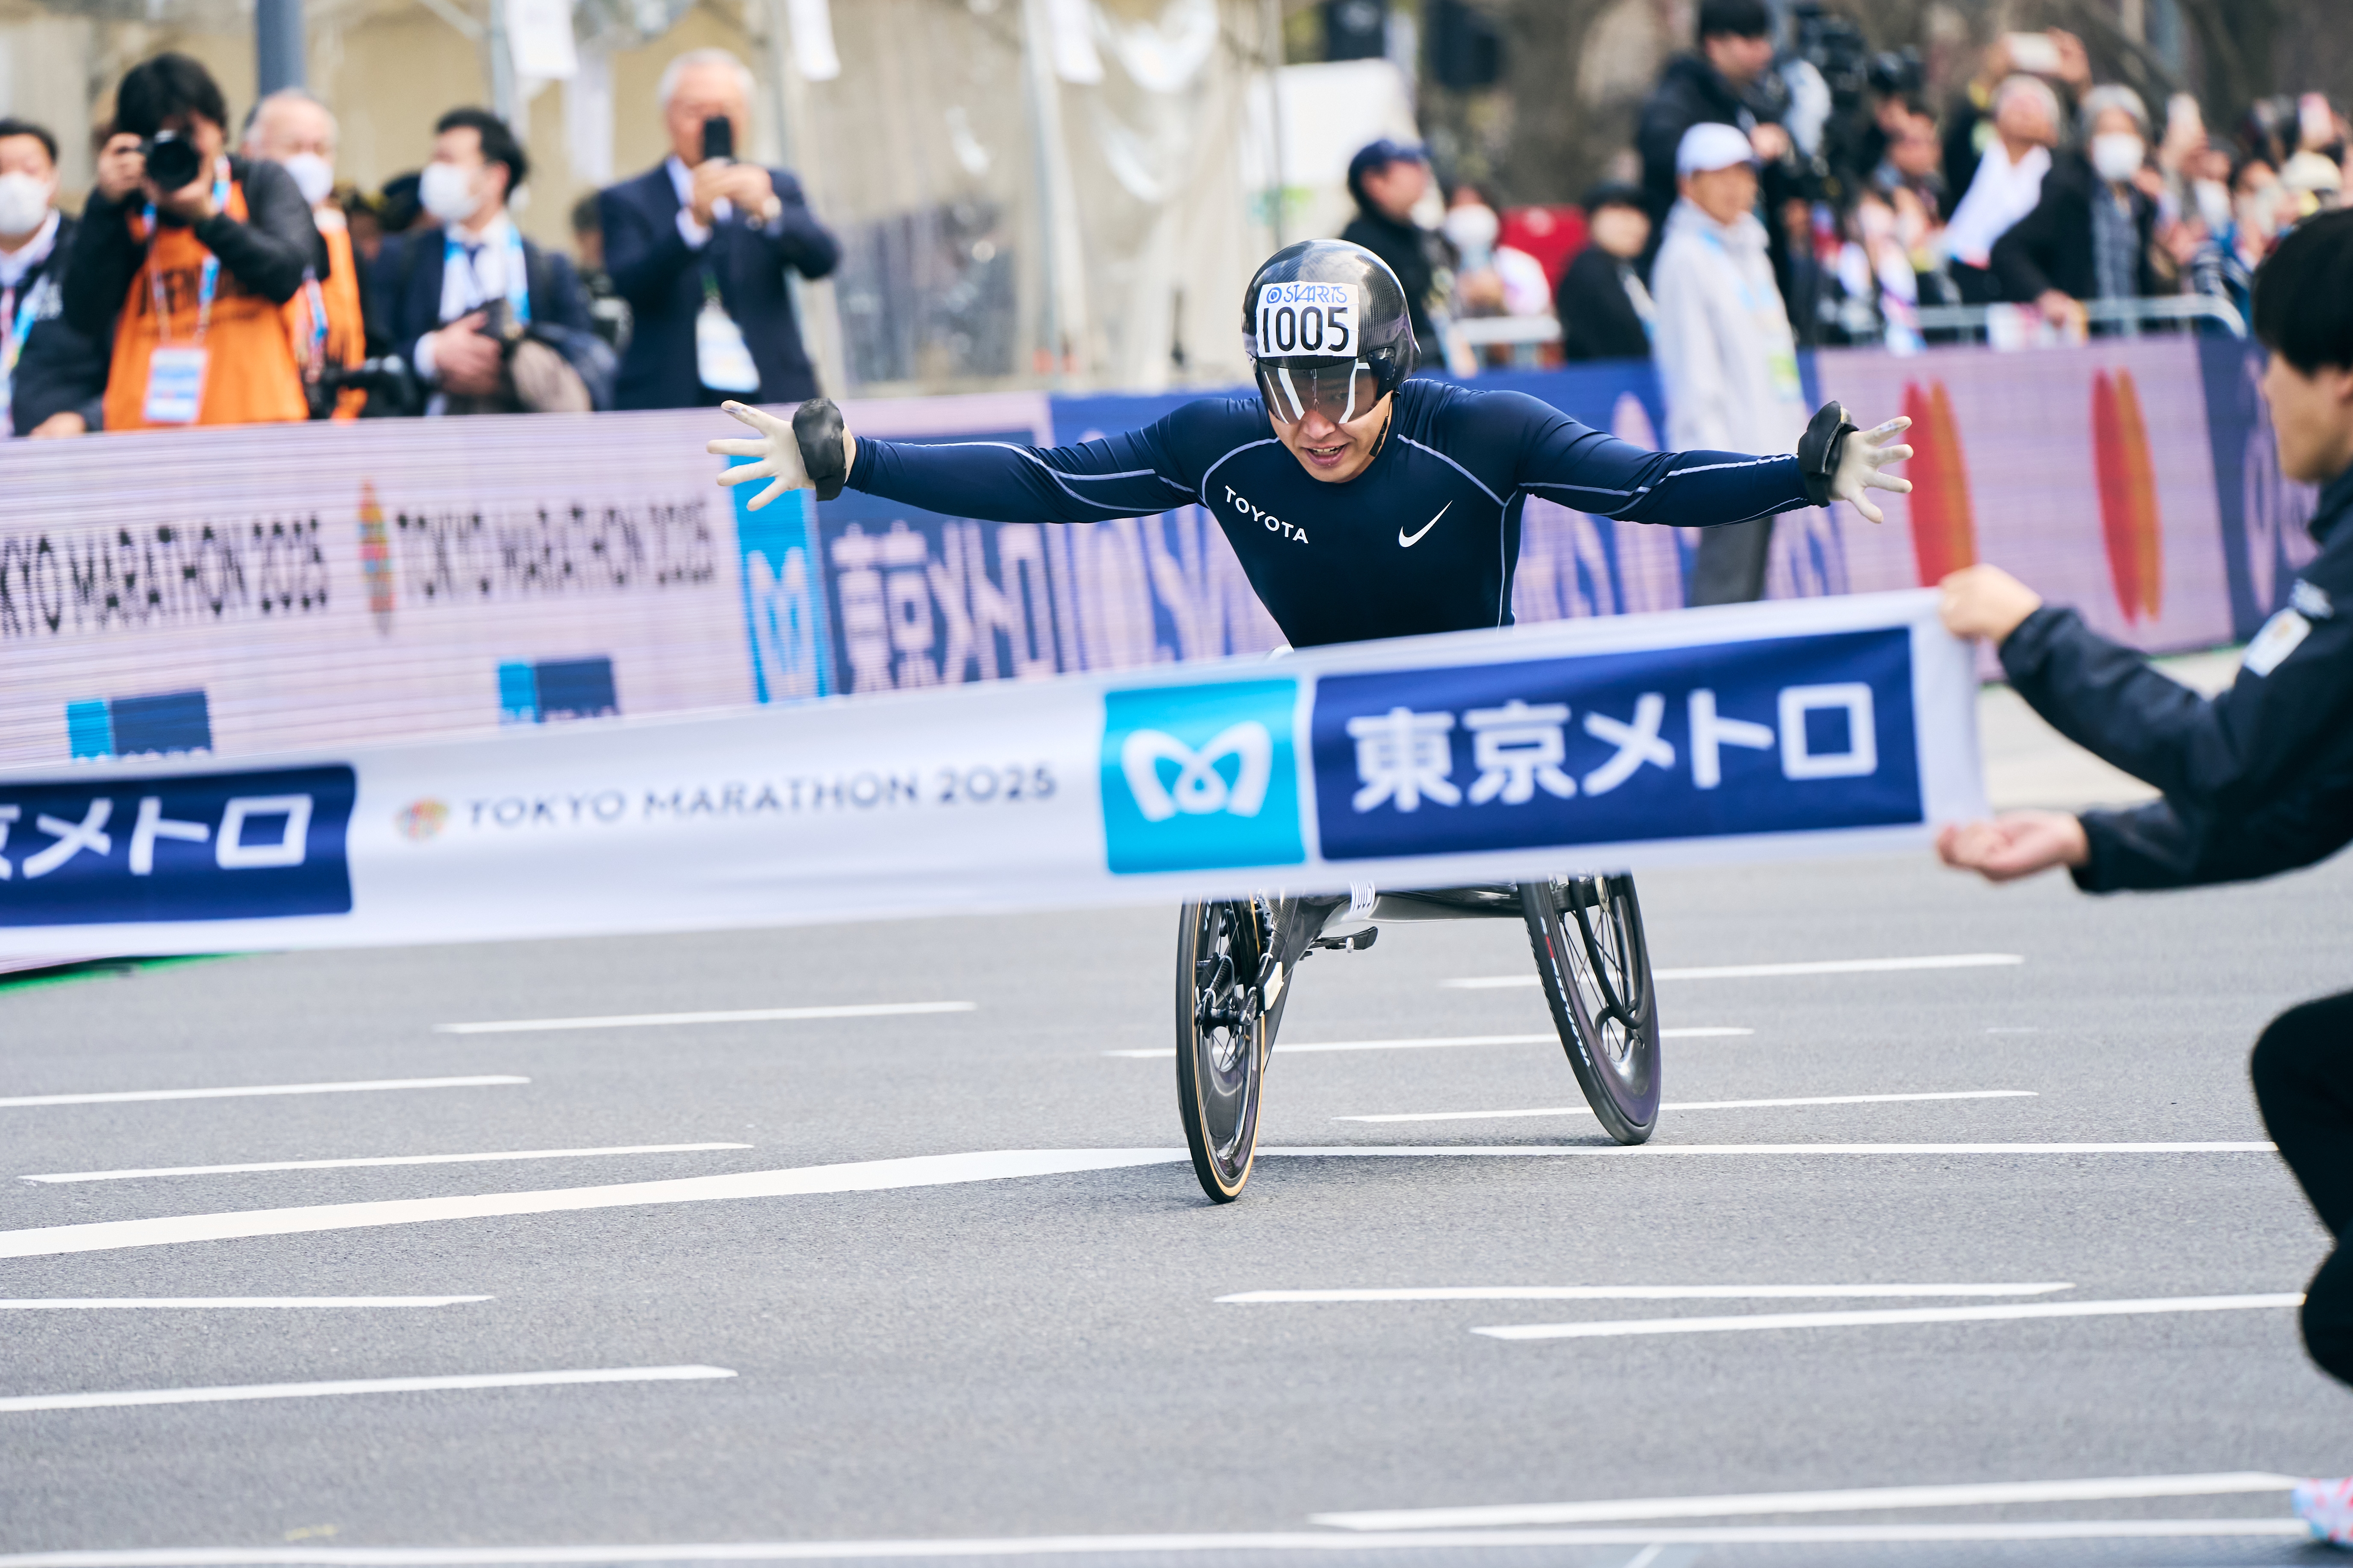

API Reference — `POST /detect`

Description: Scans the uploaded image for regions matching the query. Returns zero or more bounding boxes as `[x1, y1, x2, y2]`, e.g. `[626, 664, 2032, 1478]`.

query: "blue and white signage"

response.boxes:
[1101, 680, 1304, 875]
[0, 593, 1980, 957]
[1312, 629, 1921, 860]
[0, 766, 355, 927]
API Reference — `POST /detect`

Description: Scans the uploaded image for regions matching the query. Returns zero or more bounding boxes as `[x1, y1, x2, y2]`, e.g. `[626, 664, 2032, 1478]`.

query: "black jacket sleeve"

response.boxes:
[11, 315, 110, 435]
[1990, 167, 2077, 302]
[744, 170, 838, 280]
[2075, 785, 2353, 892]
[531, 246, 596, 335]
[61, 191, 141, 338]
[600, 181, 696, 314]
[2001, 603, 2353, 817]
[195, 158, 323, 305]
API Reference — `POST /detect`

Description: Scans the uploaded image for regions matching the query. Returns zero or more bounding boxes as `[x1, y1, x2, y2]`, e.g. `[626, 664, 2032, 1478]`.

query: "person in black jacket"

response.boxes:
[368, 109, 601, 414]
[1553, 182, 1653, 362]
[1633, 0, 1789, 280]
[1338, 138, 1445, 366]
[0, 116, 104, 437]
[1936, 211, 2353, 1546]
[1991, 85, 2162, 330]
[601, 49, 838, 410]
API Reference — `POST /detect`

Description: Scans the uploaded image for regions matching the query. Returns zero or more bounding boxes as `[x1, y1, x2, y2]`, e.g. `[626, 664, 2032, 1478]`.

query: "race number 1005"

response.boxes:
[1256, 287, 1357, 357]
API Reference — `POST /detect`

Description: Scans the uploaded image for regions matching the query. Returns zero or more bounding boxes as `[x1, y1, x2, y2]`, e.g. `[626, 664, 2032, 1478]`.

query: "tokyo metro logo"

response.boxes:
[1100, 680, 1304, 875]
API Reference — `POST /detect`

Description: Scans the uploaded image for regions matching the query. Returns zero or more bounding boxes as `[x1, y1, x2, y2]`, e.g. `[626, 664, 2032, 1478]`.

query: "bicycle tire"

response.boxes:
[1521, 873, 1660, 1144]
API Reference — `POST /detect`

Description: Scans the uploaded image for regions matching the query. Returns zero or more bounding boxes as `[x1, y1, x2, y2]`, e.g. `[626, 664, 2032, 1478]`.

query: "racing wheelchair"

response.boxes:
[1174, 876, 1660, 1201]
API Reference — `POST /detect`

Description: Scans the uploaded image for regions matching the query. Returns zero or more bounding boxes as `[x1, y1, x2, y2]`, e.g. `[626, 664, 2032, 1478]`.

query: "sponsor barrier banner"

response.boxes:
[2, 341, 2291, 778]
[0, 591, 1981, 956]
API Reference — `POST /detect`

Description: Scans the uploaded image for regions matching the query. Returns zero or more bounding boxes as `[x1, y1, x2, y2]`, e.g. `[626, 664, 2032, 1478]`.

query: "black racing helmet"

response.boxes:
[1241, 239, 1419, 426]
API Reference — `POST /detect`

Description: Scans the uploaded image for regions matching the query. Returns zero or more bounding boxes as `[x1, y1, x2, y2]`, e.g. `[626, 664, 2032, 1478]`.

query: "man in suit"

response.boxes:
[369, 108, 597, 414]
[600, 48, 839, 411]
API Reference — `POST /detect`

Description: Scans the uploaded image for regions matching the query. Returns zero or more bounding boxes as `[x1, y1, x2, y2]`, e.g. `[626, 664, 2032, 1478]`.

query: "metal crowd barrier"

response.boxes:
[1450, 292, 2246, 368]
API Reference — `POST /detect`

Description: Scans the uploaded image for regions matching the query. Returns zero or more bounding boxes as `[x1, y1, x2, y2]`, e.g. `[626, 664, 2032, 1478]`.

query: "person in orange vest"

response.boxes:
[61, 52, 322, 432]
[242, 87, 365, 419]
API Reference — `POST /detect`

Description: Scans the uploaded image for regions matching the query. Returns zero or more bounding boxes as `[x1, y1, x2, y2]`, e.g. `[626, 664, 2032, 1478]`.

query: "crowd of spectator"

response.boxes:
[5, 19, 2349, 442]
[1409, 0, 2352, 367]
[0, 45, 838, 437]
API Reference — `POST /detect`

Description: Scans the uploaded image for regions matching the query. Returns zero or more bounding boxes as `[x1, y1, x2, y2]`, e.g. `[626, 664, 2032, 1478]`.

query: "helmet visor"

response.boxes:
[1256, 360, 1380, 426]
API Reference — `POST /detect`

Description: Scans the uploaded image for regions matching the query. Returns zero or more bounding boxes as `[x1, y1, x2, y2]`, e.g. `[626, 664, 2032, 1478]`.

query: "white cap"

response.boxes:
[1677, 121, 1758, 176]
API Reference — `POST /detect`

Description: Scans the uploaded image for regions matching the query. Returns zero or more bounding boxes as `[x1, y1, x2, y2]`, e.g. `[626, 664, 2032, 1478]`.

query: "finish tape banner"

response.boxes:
[0, 592, 1982, 956]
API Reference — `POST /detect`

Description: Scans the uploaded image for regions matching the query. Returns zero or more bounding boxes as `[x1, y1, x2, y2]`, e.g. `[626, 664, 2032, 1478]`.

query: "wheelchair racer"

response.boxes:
[707, 238, 1913, 652]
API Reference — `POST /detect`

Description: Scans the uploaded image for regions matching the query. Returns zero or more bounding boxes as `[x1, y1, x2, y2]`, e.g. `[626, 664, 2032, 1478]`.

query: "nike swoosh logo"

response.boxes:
[1400, 502, 1450, 548]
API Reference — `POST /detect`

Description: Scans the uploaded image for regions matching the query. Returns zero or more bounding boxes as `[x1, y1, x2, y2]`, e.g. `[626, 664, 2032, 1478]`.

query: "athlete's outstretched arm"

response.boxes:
[710, 398, 1198, 523]
[1500, 394, 1911, 526]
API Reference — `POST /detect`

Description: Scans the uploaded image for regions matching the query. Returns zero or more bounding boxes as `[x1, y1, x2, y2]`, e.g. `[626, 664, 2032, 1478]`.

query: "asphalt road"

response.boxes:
[0, 844, 2347, 1568]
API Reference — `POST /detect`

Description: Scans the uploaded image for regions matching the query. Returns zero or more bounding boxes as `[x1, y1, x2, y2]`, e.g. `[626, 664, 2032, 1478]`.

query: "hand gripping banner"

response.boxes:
[0, 591, 1984, 957]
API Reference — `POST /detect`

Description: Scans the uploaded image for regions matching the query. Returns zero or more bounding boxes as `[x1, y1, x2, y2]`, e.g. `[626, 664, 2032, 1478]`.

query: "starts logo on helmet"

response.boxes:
[1100, 680, 1305, 874]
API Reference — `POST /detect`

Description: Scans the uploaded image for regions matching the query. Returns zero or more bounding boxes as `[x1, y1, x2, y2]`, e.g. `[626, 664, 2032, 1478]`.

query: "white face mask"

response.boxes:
[419, 160, 484, 224]
[2090, 132, 2146, 184]
[1441, 203, 1500, 261]
[0, 170, 53, 241]
[2192, 178, 2232, 232]
[280, 152, 335, 208]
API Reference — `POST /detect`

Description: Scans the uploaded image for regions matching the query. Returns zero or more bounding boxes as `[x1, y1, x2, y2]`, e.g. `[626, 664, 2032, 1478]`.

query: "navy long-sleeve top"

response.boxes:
[846, 378, 1810, 649]
[2002, 463, 2353, 892]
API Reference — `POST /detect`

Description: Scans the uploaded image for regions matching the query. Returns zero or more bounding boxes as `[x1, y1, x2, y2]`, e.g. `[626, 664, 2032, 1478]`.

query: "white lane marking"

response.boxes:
[0, 1149, 1189, 1260]
[1261, 1142, 2274, 1157]
[1443, 954, 2025, 988]
[1619, 1547, 1664, 1568]
[0, 1519, 2309, 1564]
[436, 1003, 974, 1034]
[24, 1144, 752, 1184]
[1336, 1091, 2037, 1123]
[1218, 1283, 2076, 1304]
[1103, 1028, 1749, 1059]
[1473, 1292, 2304, 1342]
[0, 1365, 734, 1415]
[0, 1142, 2274, 1262]
[0, 1078, 528, 1110]
[1313, 1470, 2300, 1531]
[0, 1298, 490, 1310]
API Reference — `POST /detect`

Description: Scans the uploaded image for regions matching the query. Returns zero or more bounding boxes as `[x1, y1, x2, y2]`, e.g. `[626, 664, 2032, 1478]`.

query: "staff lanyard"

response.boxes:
[299, 268, 330, 372]
[141, 161, 233, 346]
[2, 281, 35, 378]
[445, 226, 531, 325]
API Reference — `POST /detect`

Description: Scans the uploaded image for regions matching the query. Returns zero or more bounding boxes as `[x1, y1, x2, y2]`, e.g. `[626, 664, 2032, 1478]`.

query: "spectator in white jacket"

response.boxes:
[1651, 120, 1807, 605]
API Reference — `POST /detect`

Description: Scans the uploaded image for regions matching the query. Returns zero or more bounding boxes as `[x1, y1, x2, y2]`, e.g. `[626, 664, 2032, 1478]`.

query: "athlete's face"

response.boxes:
[1271, 391, 1393, 483]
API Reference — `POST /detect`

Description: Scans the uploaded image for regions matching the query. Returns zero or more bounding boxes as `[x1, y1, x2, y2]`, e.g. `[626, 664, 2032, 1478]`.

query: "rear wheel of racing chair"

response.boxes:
[1521, 874, 1661, 1144]
[1174, 897, 1297, 1202]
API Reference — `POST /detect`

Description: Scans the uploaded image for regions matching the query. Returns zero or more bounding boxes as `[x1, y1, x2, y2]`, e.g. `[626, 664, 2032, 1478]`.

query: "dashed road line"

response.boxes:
[24, 1144, 752, 1184]
[1471, 1293, 2304, 1342]
[1218, 1283, 2075, 1304]
[0, 1365, 734, 1415]
[1336, 1090, 2037, 1123]
[0, 1078, 528, 1110]
[1443, 954, 2025, 988]
[436, 1003, 974, 1034]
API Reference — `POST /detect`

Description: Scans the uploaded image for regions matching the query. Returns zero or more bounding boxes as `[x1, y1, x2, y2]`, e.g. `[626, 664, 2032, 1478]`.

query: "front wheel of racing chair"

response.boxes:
[1521, 873, 1661, 1144]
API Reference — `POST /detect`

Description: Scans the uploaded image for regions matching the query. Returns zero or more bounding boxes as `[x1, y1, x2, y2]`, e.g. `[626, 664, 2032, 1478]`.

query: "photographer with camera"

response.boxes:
[599, 50, 838, 411]
[62, 53, 322, 432]
[1635, 0, 1791, 280]
[368, 108, 604, 416]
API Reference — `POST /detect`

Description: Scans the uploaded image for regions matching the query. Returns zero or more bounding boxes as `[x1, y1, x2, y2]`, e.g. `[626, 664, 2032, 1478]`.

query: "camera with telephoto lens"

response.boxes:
[140, 130, 203, 193]
[315, 354, 424, 419]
